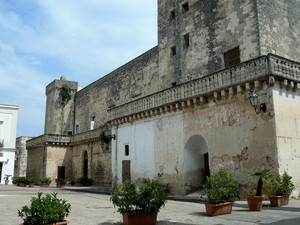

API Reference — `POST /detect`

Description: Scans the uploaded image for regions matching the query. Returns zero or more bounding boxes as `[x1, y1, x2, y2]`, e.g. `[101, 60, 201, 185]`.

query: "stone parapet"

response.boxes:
[26, 134, 71, 148]
[71, 128, 103, 145]
[107, 54, 300, 123]
[26, 129, 105, 148]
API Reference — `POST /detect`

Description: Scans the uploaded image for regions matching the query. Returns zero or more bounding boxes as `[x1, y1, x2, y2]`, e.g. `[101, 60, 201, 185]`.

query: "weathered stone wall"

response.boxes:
[75, 47, 159, 133]
[15, 136, 32, 177]
[158, 0, 260, 89]
[26, 146, 45, 182]
[273, 83, 300, 196]
[45, 146, 73, 185]
[112, 88, 278, 197]
[45, 79, 78, 135]
[258, 0, 300, 61]
[72, 142, 112, 185]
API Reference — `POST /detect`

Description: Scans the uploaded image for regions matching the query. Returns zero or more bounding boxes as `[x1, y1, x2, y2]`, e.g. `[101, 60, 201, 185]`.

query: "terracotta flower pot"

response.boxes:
[205, 202, 233, 216]
[19, 183, 27, 187]
[40, 183, 50, 187]
[122, 212, 157, 225]
[57, 184, 66, 188]
[20, 220, 69, 225]
[29, 183, 34, 188]
[247, 195, 264, 211]
[76, 183, 83, 187]
[269, 195, 289, 207]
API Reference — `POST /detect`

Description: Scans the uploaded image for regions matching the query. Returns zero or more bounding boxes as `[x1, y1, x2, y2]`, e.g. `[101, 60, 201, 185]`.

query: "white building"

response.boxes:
[0, 104, 19, 184]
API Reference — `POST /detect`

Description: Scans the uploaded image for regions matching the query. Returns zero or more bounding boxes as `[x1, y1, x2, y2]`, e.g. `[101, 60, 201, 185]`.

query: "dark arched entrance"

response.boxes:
[83, 151, 88, 179]
[184, 135, 210, 192]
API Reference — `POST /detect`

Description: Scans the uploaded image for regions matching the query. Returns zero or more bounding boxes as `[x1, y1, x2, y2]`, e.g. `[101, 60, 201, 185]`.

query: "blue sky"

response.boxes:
[0, 0, 158, 137]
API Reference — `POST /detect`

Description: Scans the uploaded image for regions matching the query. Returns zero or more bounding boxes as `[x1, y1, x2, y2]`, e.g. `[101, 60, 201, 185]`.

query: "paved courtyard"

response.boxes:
[0, 184, 299, 225]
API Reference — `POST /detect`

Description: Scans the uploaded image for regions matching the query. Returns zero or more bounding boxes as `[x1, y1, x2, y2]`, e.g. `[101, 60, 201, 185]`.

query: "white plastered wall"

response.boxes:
[273, 83, 300, 197]
[112, 120, 155, 184]
[0, 104, 18, 184]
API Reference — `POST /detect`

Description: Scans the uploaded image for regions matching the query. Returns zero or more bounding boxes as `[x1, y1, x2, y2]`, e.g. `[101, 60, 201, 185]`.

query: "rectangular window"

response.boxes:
[170, 10, 175, 19]
[224, 46, 240, 68]
[182, 2, 189, 12]
[0, 153, 3, 157]
[125, 145, 129, 156]
[75, 125, 80, 134]
[184, 33, 190, 47]
[171, 46, 176, 56]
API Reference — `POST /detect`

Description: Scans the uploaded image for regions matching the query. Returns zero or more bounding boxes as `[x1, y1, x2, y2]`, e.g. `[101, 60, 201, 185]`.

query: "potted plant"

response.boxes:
[56, 177, 67, 188]
[75, 177, 84, 187]
[75, 177, 93, 186]
[26, 177, 35, 188]
[200, 169, 239, 216]
[18, 177, 27, 187]
[12, 176, 19, 186]
[111, 179, 167, 225]
[247, 168, 270, 211]
[40, 177, 51, 187]
[3, 174, 11, 185]
[18, 192, 71, 225]
[265, 171, 295, 207]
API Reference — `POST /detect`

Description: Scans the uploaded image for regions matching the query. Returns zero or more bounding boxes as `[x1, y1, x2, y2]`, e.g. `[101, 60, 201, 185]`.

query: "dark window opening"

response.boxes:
[224, 46, 240, 69]
[75, 125, 80, 134]
[170, 10, 175, 19]
[57, 166, 65, 180]
[92, 116, 95, 121]
[67, 131, 73, 135]
[171, 82, 177, 87]
[171, 46, 176, 56]
[182, 2, 189, 12]
[184, 33, 190, 47]
[125, 145, 129, 156]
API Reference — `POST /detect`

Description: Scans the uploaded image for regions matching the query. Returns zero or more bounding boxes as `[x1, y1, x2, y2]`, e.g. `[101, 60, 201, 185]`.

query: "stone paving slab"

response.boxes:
[0, 184, 300, 225]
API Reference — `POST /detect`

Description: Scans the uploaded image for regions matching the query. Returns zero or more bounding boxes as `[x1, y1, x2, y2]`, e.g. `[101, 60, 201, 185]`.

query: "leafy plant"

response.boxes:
[99, 131, 110, 144]
[18, 192, 71, 225]
[26, 177, 35, 185]
[111, 179, 167, 215]
[250, 168, 270, 196]
[3, 174, 11, 180]
[56, 177, 67, 185]
[200, 169, 239, 204]
[75, 177, 93, 184]
[40, 177, 51, 184]
[59, 84, 72, 102]
[12, 176, 19, 183]
[265, 172, 295, 196]
[18, 177, 28, 184]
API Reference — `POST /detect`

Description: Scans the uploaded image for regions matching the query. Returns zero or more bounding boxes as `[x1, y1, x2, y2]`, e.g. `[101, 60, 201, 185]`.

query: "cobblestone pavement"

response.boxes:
[1, 184, 299, 225]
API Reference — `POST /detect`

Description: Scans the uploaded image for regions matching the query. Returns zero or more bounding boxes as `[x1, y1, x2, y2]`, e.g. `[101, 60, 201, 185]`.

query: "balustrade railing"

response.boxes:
[107, 54, 300, 121]
[26, 134, 71, 148]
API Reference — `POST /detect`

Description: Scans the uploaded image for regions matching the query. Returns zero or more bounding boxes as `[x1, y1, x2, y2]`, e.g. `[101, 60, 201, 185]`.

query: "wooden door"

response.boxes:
[57, 166, 65, 179]
[204, 153, 210, 181]
[122, 160, 131, 183]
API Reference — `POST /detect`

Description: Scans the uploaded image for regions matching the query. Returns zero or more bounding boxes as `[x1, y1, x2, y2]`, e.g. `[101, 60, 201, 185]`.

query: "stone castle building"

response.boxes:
[27, 0, 300, 197]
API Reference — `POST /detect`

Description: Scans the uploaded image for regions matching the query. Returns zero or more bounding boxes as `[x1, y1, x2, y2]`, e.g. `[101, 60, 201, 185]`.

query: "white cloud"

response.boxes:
[0, 0, 157, 136]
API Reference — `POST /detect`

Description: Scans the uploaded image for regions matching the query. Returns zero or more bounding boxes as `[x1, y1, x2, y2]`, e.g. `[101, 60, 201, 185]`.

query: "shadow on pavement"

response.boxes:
[98, 221, 197, 225]
[260, 217, 300, 225]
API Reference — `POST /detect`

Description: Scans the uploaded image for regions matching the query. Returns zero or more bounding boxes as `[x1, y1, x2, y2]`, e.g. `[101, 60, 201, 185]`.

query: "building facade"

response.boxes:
[0, 104, 19, 184]
[27, 0, 300, 197]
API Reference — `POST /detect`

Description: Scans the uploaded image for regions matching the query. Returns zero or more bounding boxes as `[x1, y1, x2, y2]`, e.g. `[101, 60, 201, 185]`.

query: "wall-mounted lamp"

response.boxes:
[104, 126, 116, 140]
[249, 90, 267, 114]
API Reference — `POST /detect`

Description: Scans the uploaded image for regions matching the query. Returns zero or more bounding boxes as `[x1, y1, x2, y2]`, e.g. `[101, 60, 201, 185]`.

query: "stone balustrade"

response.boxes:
[26, 129, 105, 148]
[71, 128, 103, 145]
[26, 134, 71, 148]
[107, 54, 300, 122]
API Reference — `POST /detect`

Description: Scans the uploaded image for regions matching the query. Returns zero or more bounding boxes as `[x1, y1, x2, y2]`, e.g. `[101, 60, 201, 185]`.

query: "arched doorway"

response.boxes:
[83, 151, 88, 179]
[184, 135, 210, 192]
